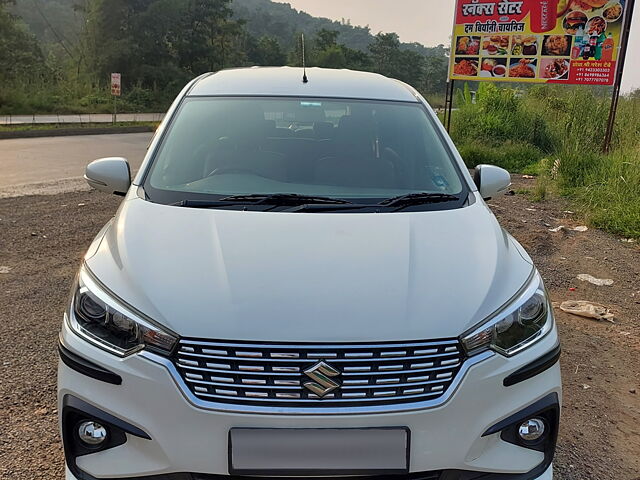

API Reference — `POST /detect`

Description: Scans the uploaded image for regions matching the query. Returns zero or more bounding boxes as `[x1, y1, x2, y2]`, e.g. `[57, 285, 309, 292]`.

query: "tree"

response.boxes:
[397, 49, 427, 87]
[343, 47, 372, 71]
[0, 0, 47, 83]
[80, 0, 247, 88]
[82, 0, 138, 83]
[311, 29, 372, 71]
[249, 36, 286, 66]
[369, 33, 402, 78]
[173, 0, 246, 74]
[315, 45, 347, 69]
[315, 28, 339, 51]
[369, 33, 426, 87]
[4, 0, 452, 114]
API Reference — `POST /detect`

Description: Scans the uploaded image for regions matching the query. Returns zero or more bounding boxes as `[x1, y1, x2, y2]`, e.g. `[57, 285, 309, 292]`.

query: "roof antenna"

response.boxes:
[301, 33, 309, 83]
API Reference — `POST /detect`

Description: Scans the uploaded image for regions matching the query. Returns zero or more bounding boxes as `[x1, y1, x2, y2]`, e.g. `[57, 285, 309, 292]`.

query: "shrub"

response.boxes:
[568, 149, 640, 238]
[457, 141, 544, 173]
[451, 83, 556, 153]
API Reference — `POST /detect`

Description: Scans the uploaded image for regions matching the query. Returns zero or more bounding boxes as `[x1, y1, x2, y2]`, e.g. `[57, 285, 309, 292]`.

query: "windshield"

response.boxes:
[144, 97, 466, 208]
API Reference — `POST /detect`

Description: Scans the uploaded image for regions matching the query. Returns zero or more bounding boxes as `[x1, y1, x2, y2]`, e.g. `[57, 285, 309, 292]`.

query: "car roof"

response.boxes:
[188, 67, 420, 102]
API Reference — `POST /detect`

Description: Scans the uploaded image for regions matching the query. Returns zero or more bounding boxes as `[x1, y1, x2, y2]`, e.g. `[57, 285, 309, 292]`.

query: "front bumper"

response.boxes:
[65, 464, 554, 480]
[58, 320, 561, 480]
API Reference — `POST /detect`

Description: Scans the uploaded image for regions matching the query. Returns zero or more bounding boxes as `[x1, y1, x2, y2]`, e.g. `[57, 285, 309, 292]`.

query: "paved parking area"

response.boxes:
[0, 133, 153, 196]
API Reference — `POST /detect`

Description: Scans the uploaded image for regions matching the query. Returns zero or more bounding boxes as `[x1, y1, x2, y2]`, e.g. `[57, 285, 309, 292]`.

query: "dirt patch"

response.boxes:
[0, 177, 90, 199]
[0, 179, 638, 479]
[493, 177, 640, 480]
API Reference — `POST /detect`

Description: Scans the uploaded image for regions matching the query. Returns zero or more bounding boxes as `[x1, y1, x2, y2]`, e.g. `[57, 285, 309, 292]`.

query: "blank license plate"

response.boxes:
[229, 428, 410, 476]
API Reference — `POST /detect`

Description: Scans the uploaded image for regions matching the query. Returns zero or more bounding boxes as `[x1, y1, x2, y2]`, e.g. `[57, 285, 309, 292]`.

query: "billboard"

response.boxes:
[448, 0, 628, 85]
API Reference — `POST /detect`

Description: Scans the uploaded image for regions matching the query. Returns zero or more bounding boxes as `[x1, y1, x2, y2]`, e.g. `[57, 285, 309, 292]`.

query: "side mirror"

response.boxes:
[85, 157, 131, 196]
[473, 165, 511, 200]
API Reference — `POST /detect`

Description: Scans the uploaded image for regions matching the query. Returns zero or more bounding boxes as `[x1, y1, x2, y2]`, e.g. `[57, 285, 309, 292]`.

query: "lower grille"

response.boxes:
[173, 339, 465, 408]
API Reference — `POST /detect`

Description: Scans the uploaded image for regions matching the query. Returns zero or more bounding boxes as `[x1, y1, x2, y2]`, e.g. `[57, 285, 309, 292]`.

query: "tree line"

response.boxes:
[0, 0, 450, 114]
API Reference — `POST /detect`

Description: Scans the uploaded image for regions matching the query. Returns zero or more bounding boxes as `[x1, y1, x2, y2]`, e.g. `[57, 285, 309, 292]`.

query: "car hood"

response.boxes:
[86, 197, 533, 342]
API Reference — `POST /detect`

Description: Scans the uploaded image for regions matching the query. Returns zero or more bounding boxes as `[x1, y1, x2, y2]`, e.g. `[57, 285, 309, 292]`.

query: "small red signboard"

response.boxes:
[111, 73, 122, 97]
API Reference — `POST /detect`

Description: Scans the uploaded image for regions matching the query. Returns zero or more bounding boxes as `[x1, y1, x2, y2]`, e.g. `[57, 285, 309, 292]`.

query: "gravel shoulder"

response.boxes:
[0, 178, 638, 479]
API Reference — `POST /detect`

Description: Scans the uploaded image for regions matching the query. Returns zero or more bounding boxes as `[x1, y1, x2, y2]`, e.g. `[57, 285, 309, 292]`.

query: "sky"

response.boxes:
[277, 0, 639, 92]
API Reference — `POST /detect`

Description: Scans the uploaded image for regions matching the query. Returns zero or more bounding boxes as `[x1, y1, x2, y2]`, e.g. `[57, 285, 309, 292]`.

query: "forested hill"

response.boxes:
[2, 0, 449, 114]
[11, 0, 447, 58]
[232, 0, 373, 52]
[232, 0, 444, 57]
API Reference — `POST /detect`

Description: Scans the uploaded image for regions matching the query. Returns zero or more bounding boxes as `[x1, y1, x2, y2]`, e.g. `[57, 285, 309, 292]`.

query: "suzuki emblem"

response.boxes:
[303, 361, 341, 397]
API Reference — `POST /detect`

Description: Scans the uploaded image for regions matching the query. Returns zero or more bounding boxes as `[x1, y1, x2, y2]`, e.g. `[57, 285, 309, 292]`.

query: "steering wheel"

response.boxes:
[206, 167, 256, 177]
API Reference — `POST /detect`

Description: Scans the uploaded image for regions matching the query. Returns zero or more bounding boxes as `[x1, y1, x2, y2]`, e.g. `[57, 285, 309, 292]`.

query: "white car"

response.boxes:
[58, 67, 561, 480]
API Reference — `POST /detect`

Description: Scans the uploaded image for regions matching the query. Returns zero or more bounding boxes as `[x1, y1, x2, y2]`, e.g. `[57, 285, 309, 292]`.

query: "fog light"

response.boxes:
[78, 421, 108, 446]
[518, 418, 546, 442]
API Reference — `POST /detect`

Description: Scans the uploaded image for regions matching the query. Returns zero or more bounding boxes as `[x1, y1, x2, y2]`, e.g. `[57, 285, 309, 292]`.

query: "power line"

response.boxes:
[31, 0, 75, 58]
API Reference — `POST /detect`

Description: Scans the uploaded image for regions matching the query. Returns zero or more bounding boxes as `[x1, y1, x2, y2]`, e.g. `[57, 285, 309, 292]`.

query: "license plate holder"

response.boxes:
[229, 427, 410, 476]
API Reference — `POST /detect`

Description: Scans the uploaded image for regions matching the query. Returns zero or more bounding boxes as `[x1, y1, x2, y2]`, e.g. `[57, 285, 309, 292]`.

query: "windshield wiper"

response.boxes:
[284, 203, 378, 213]
[218, 193, 353, 206]
[379, 192, 461, 208]
[172, 194, 353, 209]
[171, 199, 249, 208]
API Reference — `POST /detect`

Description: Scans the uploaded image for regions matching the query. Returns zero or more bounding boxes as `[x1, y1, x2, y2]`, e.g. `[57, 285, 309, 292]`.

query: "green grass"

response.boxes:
[457, 141, 544, 172]
[0, 122, 159, 132]
[450, 84, 640, 239]
[425, 93, 446, 109]
[0, 82, 174, 115]
[565, 149, 640, 239]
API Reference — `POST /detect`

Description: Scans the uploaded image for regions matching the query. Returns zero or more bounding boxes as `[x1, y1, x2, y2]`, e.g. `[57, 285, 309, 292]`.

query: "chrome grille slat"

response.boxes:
[178, 351, 460, 363]
[190, 388, 447, 403]
[236, 351, 262, 358]
[308, 353, 337, 358]
[186, 378, 302, 390]
[174, 338, 465, 408]
[241, 378, 266, 385]
[270, 352, 300, 359]
[179, 339, 459, 349]
[342, 380, 449, 390]
[177, 363, 459, 377]
[186, 376, 450, 391]
[178, 365, 301, 376]
[205, 363, 230, 370]
[194, 390, 445, 402]
[202, 349, 226, 356]
[245, 391, 268, 398]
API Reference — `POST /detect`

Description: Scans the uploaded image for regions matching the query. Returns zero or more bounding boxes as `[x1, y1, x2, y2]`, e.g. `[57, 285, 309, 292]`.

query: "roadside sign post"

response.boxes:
[444, 79, 456, 133]
[111, 73, 121, 125]
[603, 0, 635, 152]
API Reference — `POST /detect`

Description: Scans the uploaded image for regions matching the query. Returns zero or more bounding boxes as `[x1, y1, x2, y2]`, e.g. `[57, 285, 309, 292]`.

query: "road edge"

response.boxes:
[0, 125, 155, 140]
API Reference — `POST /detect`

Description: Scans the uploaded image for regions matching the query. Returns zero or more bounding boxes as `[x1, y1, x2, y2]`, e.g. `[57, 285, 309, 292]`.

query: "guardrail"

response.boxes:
[0, 113, 165, 125]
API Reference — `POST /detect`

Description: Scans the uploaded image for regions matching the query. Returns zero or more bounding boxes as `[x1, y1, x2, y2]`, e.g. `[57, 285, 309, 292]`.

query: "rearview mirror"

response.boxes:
[85, 157, 131, 196]
[473, 165, 511, 200]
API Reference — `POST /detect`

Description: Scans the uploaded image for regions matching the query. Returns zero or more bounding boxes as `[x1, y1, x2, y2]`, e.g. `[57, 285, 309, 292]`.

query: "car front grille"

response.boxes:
[173, 338, 466, 408]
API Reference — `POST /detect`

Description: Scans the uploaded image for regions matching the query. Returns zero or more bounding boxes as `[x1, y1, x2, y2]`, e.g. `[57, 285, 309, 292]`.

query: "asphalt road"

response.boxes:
[0, 133, 153, 196]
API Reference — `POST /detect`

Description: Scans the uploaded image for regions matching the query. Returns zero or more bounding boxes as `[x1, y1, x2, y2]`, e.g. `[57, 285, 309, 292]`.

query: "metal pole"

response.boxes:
[443, 80, 451, 127]
[113, 95, 117, 125]
[603, 0, 635, 153]
[446, 79, 455, 133]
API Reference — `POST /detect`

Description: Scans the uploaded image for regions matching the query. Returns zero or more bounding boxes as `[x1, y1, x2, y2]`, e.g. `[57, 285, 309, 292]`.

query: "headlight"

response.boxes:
[461, 272, 553, 357]
[67, 266, 178, 357]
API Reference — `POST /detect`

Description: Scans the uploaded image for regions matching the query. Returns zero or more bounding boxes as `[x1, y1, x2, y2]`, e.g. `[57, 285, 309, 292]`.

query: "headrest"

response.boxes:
[336, 115, 376, 155]
[313, 122, 334, 139]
